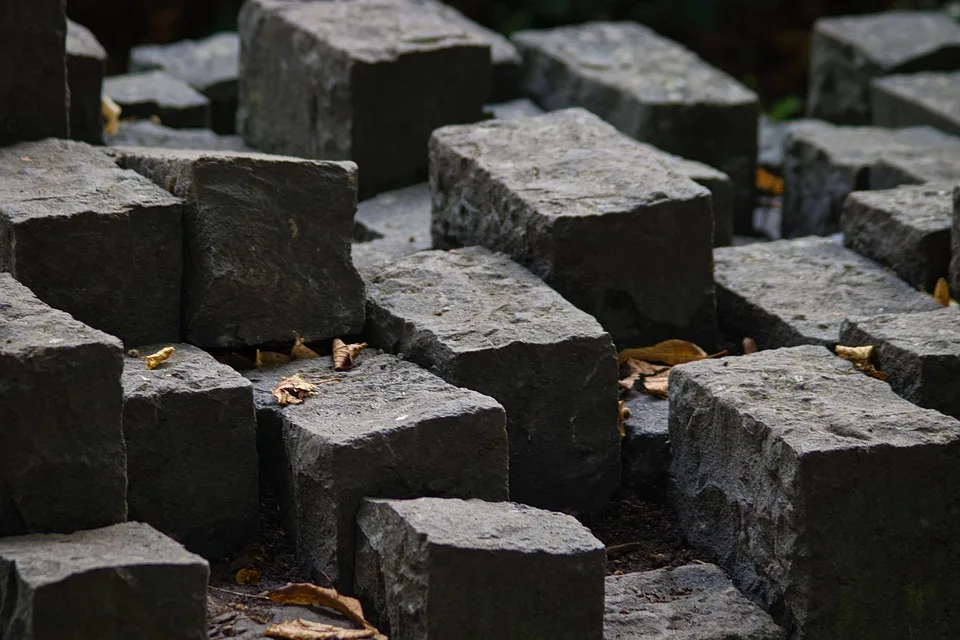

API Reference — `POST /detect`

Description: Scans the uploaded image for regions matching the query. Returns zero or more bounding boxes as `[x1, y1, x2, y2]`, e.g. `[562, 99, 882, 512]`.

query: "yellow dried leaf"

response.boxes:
[835, 345, 888, 382]
[265, 618, 375, 640]
[742, 337, 758, 354]
[934, 278, 950, 307]
[332, 339, 368, 371]
[268, 584, 385, 640]
[756, 167, 784, 196]
[617, 400, 629, 438]
[101, 95, 121, 136]
[292, 333, 320, 360]
[145, 347, 174, 370]
[618, 339, 709, 366]
[235, 567, 261, 585]
[257, 349, 293, 369]
[643, 369, 671, 399]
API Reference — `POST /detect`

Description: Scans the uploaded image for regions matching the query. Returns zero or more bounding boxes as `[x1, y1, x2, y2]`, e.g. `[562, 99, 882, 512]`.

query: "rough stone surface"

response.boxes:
[103, 70, 211, 129]
[870, 144, 960, 189]
[714, 237, 942, 348]
[365, 247, 620, 513]
[0, 522, 209, 640]
[113, 146, 364, 347]
[352, 182, 432, 274]
[66, 20, 106, 144]
[841, 308, 960, 419]
[669, 345, 960, 638]
[513, 22, 758, 233]
[872, 71, 960, 136]
[807, 11, 960, 124]
[954, 185, 960, 296]
[0, 0, 68, 144]
[430, 108, 717, 347]
[245, 353, 508, 592]
[0, 139, 183, 345]
[121, 343, 259, 560]
[355, 497, 606, 639]
[841, 183, 953, 290]
[0, 274, 126, 537]
[238, 0, 490, 197]
[603, 564, 784, 640]
[105, 119, 251, 151]
[487, 98, 544, 120]
[621, 395, 670, 498]
[757, 116, 819, 175]
[129, 32, 239, 134]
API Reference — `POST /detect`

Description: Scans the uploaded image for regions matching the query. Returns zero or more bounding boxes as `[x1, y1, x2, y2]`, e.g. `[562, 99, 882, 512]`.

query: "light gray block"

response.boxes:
[105, 120, 252, 151]
[870, 144, 960, 189]
[872, 71, 960, 137]
[66, 20, 106, 144]
[487, 98, 544, 120]
[103, 70, 211, 129]
[352, 182, 432, 274]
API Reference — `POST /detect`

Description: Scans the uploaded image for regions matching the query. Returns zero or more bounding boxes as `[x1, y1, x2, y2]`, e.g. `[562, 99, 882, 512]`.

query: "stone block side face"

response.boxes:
[952, 186, 960, 297]
[806, 28, 881, 125]
[871, 75, 960, 137]
[66, 20, 107, 145]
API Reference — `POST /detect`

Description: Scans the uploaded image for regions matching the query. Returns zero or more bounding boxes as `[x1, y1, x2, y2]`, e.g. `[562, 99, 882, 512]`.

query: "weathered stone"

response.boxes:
[0, 0, 68, 144]
[0, 274, 126, 536]
[113, 146, 363, 347]
[355, 497, 605, 639]
[872, 71, 960, 136]
[757, 116, 819, 175]
[669, 345, 960, 638]
[0, 522, 208, 640]
[621, 394, 670, 498]
[430, 108, 717, 347]
[238, 0, 490, 197]
[714, 237, 942, 349]
[0, 139, 183, 345]
[513, 22, 758, 234]
[870, 144, 960, 189]
[129, 32, 239, 134]
[66, 20, 106, 144]
[105, 119, 251, 151]
[103, 70, 211, 129]
[841, 184, 953, 290]
[807, 12, 960, 124]
[487, 98, 544, 120]
[954, 185, 960, 296]
[604, 564, 784, 640]
[365, 247, 620, 513]
[121, 344, 259, 560]
[245, 353, 508, 591]
[353, 183, 432, 274]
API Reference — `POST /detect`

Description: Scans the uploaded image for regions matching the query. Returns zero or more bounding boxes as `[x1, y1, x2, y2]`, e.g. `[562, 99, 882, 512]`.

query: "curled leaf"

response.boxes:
[332, 339, 368, 371]
[145, 347, 175, 370]
[617, 400, 630, 438]
[272, 374, 338, 407]
[265, 618, 376, 640]
[235, 567, 261, 585]
[934, 278, 951, 307]
[618, 339, 710, 366]
[257, 349, 293, 369]
[642, 368, 671, 399]
[268, 583, 385, 640]
[101, 95, 121, 136]
[742, 337, 758, 354]
[292, 333, 321, 360]
[835, 345, 888, 382]
[619, 358, 667, 393]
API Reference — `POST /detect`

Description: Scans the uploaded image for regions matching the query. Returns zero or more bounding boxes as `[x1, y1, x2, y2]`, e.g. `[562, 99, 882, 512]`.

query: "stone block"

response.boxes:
[714, 236, 942, 348]
[872, 71, 960, 137]
[352, 183, 432, 274]
[513, 22, 758, 234]
[429, 108, 717, 347]
[0, 139, 183, 345]
[105, 119, 252, 151]
[604, 564, 784, 640]
[113, 146, 363, 347]
[355, 497, 606, 639]
[870, 145, 960, 189]
[487, 98, 544, 120]
[238, 0, 490, 197]
[244, 353, 508, 591]
[0, 522, 208, 640]
[66, 20, 106, 144]
[103, 70, 211, 129]
[0, 274, 126, 536]
[953, 185, 960, 296]
[129, 32, 239, 134]
[121, 343, 259, 559]
[841, 183, 953, 290]
[669, 345, 960, 638]
[621, 395, 670, 498]
[365, 247, 621, 513]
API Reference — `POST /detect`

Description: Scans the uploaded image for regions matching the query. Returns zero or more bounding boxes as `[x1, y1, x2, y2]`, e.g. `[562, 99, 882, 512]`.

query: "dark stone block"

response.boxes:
[621, 394, 670, 498]
[352, 182, 432, 274]
[66, 20, 106, 144]
[103, 70, 211, 129]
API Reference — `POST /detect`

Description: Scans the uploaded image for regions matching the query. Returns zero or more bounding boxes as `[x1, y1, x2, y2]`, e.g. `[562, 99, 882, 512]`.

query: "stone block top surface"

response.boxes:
[845, 183, 953, 233]
[129, 32, 238, 90]
[638, 140, 729, 184]
[844, 307, 960, 358]
[66, 19, 106, 60]
[110, 144, 356, 172]
[122, 343, 251, 398]
[873, 70, 960, 115]
[106, 121, 252, 151]
[0, 138, 119, 179]
[873, 145, 960, 185]
[103, 70, 210, 109]
[412, 0, 518, 66]
[786, 120, 960, 166]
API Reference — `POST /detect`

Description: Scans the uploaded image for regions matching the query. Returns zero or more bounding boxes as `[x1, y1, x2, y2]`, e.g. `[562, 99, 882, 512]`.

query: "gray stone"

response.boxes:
[807, 11, 960, 124]
[365, 247, 620, 513]
[352, 182, 432, 274]
[0, 0, 68, 144]
[0, 274, 126, 537]
[757, 116, 818, 175]
[840, 308, 960, 419]
[66, 20, 106, 144]
[103, 70, 211, 129]
[872, 71, 960, 137]
[429, 108, 717, 347]
[513, 22, 758, 234]
[621, 394, 670, 498]
[0, 139, 183, 345]
[129, 32, 239, 134]
[121, 343, 259, 560]
[954, 185, 960, 296]
[238, 0, 490, 197]
[603, 564, 784, 640]
[487, 98, 544, 120]
[113, 146, 364, 347]
[841, 183, 953, 290]
[870, 144, 960, 189]
[0, 522, 208, 640]
[355, 497, 605, 639]
[669, 345, 960, 638]
[105, 119, 252, 151]
[714, 236, 942, 349]
[244, 353, 508, 592]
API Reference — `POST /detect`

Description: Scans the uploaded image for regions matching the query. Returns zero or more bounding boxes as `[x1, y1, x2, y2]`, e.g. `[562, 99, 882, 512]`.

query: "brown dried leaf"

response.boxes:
[257, 349, 293, 369]
[272, 374, 318, 407]
[756, 167, 784, 196]
[934, 277, 950, 307]
[742, 337, 758, 354]
[835, 345, 888, 382]
[292, 333, 320, 360]
[332, 339, 368, 371]
[101, 95, 121, 136]
[268, 584, 385, 640]
[618, 358, 667, 393]
[642, 369, 671, 399]
[618, 340, 709, 366]
[145, 347, 175, 370]
[235, 567, 261, 585]
[265, 618, 376, 640]
[617, 400, 629, 438]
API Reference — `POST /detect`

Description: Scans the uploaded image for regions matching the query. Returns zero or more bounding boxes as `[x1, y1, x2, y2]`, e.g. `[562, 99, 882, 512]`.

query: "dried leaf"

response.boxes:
[835, 345, 888, 382]
[756, 167, 784, 195]
[292, 333, 320, 360]
[257, 349, 293, 369]
[235, 567, 261, 585]
[272, 374, 322, 407]
[618, 358, 666, 393]
[642, 369, 671, 399]
[934, 277, 950, 307]
[268, 584, 385, 640]
[617, 400, 630, 438]
[618, 339, 709, 366]
[742, 337, 758, 354]
[101, 95, 121, 136]
[332, 339, 368, 371]
[265, 618, 375, 640]
[145, 347, 175, 370]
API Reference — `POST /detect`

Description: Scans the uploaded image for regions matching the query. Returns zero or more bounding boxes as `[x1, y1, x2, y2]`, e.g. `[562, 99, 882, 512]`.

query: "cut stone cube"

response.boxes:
[105, 120, 252, 151]
[669, 345, 960, 638]
[621, 394, 670, 498]
[355, 497, 606, 640]
[429, 108, 717, 347]
[66, 20, 106, 144]
[954, 185, 960, 296]
[872, 71, 960, 136]
[0, 522, 208, 640]
[352, 183, 432, 274]
[365, 247, 620, 513]
[103, 70, 211, 129]
[870, 145, 960, 189]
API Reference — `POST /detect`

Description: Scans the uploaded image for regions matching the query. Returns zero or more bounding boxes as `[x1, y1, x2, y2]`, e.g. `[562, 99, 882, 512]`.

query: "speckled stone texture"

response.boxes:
[0, 139, 183, 345]
[513, 22, 758, 234]
[714, 237, 942, 349]
[872, 71, 960, 136]
[113, 146, 364, 347]
[669, 345, 960, 638]
[603, 564, 784, 640]
[352, 183, 432, 274]
[487, 98, 544, 120]
[841, 184, 953, 290]
[105, 120, 252, 151]
[66, 20, 106, 144]
[0, 523, 208, 640]
[245, 353, 508, 592]
[621, 395, 670, 498]
[121, 344, 259, 560]
[807, 12, 960, 124]
[429, 108, 717, 347]
[355, 497, 606, 640]
[953, 186, 960, 296]
[103, 70, 211, 129]
[238, 0, 490, 197]
[365, 247, 620, 513]
[0, 274, 126, 537]
[870, 144, 960, 189]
